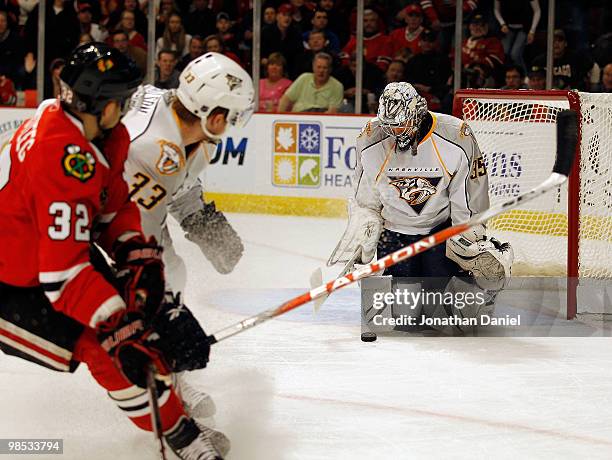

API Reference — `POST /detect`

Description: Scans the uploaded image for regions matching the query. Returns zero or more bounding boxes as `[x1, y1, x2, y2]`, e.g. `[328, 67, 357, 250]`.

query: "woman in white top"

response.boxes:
[156, 12, 191, 58]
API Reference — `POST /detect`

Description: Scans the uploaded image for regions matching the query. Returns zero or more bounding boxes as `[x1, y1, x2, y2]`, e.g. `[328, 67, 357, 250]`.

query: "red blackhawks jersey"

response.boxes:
[340, 33, 392, 71]
[0, 100, 142, 328]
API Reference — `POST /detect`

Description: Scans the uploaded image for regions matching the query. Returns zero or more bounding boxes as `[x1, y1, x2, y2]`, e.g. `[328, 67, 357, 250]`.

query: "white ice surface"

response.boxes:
[2, 213, 612, 459]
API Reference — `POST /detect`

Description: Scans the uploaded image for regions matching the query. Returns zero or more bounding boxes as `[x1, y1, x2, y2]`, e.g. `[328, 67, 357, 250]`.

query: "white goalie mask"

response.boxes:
[446, 235, 514, 291]
[177, 52, 255, 142]
[377, 82, 427, 151]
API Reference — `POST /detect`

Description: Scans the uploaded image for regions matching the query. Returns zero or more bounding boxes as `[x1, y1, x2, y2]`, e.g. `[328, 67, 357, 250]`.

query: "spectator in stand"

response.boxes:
[215, 12, 238, 52]
[494, 0, 540, 72]
[203, 34, 242, 66]
[184, 0, 216, 38]
[334, 52, 382, 114]
[77, 3, 108, 42]
[279, 51, 343, 113]
[302, 8, 340, 55]
[526, 65, 545, 90]
[111, 29, 147, 75]
[259, 52, 293, 112]
[597, 63, 612, 93]
[389, 4, 425, 57]
[501, 64, 527, 89]
[156, 0, 178, 37]
[49, 58, 65, 98]
[0, 11, 22, 83]
[292, 30, 336, 79]
[532, 29, 592, 90]
[176, 35, 204, 71]
[340, 9, 391, 72]
[0, 74, 16, 105]
[289, 0, 316, 34]
[263, 6, 276, 26]
[459, 14, 505, 87]
[410, 0, 479, 54]
[79, 32, 94, 44]
[154, 49, 180, 89]
[261, 3, 303, 73]
[119, 10, 147, 51]
[156, 12, 191, 58]
[107, 0, 147, 36]
[405, 29, 451, 111]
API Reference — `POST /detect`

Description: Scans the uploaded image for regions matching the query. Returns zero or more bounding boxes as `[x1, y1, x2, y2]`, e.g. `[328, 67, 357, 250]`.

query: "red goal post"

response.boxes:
[453, 89, 612, 319]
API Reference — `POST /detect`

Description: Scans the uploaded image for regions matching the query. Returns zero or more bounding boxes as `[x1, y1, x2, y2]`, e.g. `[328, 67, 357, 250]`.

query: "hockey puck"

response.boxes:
[361, 332, 377, 342]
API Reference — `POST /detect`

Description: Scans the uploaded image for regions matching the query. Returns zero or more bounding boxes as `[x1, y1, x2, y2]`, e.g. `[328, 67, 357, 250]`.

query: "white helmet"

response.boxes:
[377, 82, 427, 151]
[177, 52, 254, 141]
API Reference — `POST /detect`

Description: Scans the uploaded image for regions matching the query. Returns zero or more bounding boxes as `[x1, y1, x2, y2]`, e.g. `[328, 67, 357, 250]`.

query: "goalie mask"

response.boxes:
[446, 235, 514, 291]
[377, 82, 427, 152]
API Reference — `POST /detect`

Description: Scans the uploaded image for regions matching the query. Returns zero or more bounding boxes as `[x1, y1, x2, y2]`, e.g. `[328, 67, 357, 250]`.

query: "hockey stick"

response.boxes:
[309, 248, 361, 313]
[207, 110, 578, 345]
[146, 365, 167, 460]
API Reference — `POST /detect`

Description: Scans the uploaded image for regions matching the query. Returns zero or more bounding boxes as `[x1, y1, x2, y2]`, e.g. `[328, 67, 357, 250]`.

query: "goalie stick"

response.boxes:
[206, 110, 578, 345]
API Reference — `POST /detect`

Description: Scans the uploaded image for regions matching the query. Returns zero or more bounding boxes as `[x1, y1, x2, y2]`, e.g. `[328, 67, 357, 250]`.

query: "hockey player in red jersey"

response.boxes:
[0, 43, 227, 459]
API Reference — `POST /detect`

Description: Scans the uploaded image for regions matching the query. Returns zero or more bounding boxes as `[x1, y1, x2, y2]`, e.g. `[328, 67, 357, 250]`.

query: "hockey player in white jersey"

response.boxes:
[329, 82, 513, 333]
[121, 53, 254, 458]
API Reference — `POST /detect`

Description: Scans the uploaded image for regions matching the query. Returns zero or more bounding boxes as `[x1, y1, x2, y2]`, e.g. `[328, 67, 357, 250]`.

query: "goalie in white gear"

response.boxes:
[329, 82, 513, 330]
[121, 53, 254, 458]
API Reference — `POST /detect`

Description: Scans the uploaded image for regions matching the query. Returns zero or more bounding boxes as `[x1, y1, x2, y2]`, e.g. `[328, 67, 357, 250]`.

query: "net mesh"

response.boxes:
[458, 92, 612, 281]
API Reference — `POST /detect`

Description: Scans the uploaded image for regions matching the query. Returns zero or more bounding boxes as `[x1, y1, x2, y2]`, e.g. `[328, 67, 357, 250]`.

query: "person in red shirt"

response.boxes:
[459, 14, 505, 86]
[0, 43, 225, 459]
[389, 4, 425, 57]
[340, 9, 391, 71]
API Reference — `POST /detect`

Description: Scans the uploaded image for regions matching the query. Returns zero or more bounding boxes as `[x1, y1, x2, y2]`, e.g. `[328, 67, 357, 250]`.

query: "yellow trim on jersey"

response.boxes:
[431, 137, 452, 179]
[418, 112, 437, 146]
[375, 140, 396, 183]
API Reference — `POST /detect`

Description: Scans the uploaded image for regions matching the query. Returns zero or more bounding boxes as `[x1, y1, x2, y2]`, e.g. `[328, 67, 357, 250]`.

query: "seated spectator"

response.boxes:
[289, 0, 316, 33]
[118, 9, 147, 51]
[459, 14, 505, 86]
[155, 0, 178, 37]
[49, 58, 65, 98]
[340, 9, 391, 72]
[203, 34, 242, 66]
[259, 52, 293, 112]
[107, 0, 147, 36]
[501, 64, 527, 89]
[405, 29, 451, 110]
[389, 4, 425, 57]
[177, 35, 204, 71]
[279, 51, 343, 113]
[79, 32, 94, 44]
[111, 29, 147, 75]
[526, 65, 545, 90]
[157, 12, 191, 58]
[261, 3, 303, 73]
[215, 12, 237, 52]
[596, 62, 612, 93]
[317, 0, 347, 44]
[263, 6, 276, 26]
[0, 11, 22, 82]
[78, 3, 108, 42]
[155, 49, 180, 89]
[532, 29, 592, 90]
[334, 52, 383, 114]
[494, 0, 540, 72]
[302, 8, 339, 54]
[0, 74, 16, 105]
[292, 30, 337, 79]
[184, 0, 216, 38]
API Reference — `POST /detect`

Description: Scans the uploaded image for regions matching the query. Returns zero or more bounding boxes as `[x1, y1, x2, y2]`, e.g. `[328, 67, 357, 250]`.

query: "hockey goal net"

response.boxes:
[452, 90, 612, 318]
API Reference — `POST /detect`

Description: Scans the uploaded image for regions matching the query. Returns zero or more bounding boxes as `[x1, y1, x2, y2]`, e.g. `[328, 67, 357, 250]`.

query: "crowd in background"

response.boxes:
[0, 0, 610, 112]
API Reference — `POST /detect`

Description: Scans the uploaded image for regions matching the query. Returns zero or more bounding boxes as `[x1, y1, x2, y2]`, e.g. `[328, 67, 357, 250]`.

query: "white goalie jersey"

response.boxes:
[122, 85, 216, 240]
[354, 112, 490, 235]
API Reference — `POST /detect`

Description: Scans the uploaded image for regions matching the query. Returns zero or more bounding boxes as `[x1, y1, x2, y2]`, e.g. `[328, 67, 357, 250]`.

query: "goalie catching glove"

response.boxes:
[181, 201, 243, 274]
[327, 198, 383, 266]
[446, 234, 514, 291]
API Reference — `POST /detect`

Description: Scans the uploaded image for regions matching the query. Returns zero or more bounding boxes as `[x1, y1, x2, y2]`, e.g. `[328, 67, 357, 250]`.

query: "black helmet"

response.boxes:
[59, 42, 142, 115]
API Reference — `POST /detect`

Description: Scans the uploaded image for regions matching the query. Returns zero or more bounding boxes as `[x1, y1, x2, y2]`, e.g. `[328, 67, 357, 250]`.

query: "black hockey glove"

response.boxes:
[113, 236, 165, 318]
[96, 310, 171, 388]
[180, 201, 243, 274]
[150, 293, 211, 372]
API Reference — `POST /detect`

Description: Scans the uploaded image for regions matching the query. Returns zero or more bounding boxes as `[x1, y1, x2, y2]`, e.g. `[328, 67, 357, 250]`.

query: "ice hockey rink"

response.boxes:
[2, 212, 612, 460]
